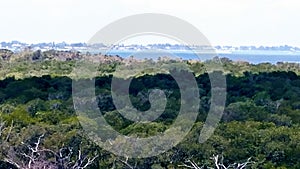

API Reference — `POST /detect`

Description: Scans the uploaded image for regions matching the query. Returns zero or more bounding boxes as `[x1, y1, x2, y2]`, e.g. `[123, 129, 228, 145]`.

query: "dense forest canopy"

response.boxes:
[0, 49, 300, 168]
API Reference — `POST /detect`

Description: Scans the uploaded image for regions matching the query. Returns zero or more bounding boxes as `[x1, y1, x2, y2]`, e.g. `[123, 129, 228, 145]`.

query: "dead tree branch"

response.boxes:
[4, 134, 98, 169]
[180, 155, 255, 169]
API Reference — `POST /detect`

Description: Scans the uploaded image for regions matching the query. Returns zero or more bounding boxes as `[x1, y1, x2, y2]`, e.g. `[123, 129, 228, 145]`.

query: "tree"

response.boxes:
[4, 134, 98, 169]
[179, 155, 255, 169]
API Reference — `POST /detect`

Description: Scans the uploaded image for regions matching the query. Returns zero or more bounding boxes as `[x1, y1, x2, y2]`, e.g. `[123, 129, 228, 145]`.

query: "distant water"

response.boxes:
[88, 50, 300, 64]
[218, 54, 300, 64]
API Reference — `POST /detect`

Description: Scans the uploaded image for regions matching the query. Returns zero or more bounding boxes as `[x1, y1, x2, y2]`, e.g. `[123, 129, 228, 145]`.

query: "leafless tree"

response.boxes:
[4, 133, 98, 169]
[179, 155, 254, 169]
[55, 146, 99, 169]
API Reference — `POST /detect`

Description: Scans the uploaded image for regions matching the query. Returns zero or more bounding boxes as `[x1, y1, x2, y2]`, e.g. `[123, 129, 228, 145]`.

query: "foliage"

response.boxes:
[0, 51, 300, 168]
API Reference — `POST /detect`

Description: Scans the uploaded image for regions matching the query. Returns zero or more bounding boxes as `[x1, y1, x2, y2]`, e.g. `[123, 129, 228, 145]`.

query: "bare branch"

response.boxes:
[3, 133, 98, 169]
[82, 155, 99, 169]
[4, 157, 21, 169]
[179, 159, 204, 169]
[180, 155, 255, 169]
[178, 163, 195, 168]
[237, 157, 254, 169]
[118, 156, 134, 169]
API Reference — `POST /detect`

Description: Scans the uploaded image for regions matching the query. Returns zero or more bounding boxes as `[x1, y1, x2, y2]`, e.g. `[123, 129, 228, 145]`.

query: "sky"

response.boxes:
[1, 0, 300, 46]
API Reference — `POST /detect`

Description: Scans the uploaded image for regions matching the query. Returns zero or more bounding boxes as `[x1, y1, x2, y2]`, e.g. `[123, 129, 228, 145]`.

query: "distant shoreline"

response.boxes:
[1, 48, 299, 65]
[85, 50, 300, 64]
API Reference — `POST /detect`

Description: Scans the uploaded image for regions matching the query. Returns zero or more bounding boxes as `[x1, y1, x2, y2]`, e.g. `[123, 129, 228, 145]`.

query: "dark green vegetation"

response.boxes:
[0, 50, 300, 168]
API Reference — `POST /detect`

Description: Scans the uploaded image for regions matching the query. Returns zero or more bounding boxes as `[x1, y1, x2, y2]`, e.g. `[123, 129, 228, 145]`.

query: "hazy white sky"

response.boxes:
[1, 0, 300, 46]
